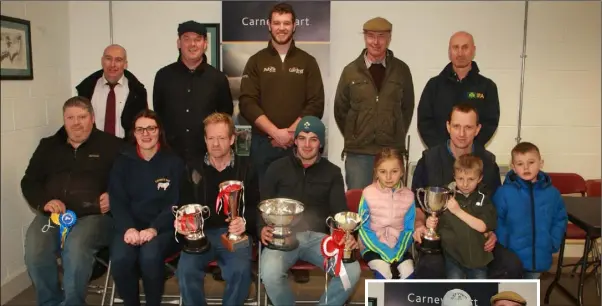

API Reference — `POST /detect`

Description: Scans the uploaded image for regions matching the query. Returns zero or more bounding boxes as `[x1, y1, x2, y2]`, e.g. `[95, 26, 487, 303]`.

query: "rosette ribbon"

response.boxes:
[320, 228, 351, 303]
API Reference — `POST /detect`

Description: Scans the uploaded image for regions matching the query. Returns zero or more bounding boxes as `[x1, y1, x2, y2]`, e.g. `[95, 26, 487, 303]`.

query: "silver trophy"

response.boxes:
[326, 211, 367, 263]
[258, 198, 305, 251]
[173, 204, 211, 254]
[415, 186, 455, 253]
[216, 180, 249, 252]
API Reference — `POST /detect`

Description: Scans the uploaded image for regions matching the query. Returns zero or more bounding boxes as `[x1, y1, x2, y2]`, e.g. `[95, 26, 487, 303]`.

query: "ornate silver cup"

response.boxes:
[415, 186, 455, 253]
[326, 211, 367, 263]
[173, 204, 211, 254]
[258, 198, 305, 251]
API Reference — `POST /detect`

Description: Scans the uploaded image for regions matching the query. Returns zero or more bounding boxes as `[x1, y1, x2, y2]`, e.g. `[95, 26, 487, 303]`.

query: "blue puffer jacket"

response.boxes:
[493, 170, 568, 272]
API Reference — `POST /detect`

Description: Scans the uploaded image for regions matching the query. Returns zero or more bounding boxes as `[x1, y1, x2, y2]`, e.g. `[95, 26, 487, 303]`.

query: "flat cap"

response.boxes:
[491, 291, 527, 306]
[363, 17, 392, 32]
[178, 20, 206, 37]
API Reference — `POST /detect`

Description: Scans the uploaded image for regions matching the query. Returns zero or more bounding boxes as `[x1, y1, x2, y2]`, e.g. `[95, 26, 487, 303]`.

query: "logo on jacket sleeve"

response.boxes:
[155, 178, 171, 190]
[467, 92, 485, 99]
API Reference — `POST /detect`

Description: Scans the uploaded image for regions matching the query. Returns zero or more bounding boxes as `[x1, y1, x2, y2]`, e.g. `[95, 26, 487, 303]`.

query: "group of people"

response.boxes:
[20, 2, 568, 306]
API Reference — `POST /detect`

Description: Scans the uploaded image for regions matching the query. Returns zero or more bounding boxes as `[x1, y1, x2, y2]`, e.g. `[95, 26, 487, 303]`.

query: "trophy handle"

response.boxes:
[325, 216, 335, 231]
[172, 205, 179, 216]
[416, 188, 429, 214]
[201, 206, 211, 220]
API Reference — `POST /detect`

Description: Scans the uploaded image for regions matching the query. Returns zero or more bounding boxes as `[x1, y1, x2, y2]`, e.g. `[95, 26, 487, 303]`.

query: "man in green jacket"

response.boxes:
[334, 17, 415, 190]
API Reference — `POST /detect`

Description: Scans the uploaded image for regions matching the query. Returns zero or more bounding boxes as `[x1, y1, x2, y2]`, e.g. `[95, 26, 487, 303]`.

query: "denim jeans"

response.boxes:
[523, 271, 541, 279]
[260, 231, 361, 306]
[344, 153, 375, 190]
[110, 230, 180, 306]
[444, 253, 488, 279]
[24, 214, 113, 306]
[250, 133, 293, 184]
[177, 227, 252, 306]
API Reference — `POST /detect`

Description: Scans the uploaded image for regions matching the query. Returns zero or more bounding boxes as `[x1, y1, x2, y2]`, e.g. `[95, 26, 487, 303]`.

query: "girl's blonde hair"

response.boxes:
[373, 147, 406, 183]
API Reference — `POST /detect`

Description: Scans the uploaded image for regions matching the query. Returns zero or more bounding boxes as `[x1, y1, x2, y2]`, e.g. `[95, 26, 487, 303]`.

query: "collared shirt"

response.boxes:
[91, 74, 129, 138]
[364, 52, 387, 69]
[204, 150, 236, 168]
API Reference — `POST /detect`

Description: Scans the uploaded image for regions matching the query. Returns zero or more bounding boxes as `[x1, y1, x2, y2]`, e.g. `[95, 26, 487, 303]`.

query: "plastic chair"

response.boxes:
[586, 179, 601, 197]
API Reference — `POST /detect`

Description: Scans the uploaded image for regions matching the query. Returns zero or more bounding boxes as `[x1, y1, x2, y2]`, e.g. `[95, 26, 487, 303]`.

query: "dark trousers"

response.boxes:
[250, 133, 293, 183]
[414, 243, 523, 279]
[110, 231, 180, 306]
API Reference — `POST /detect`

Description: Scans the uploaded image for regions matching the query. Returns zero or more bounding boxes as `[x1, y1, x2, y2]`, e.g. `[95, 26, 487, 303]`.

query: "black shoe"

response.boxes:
[212, 267, 224, 281]
[292, 270, 310, 283]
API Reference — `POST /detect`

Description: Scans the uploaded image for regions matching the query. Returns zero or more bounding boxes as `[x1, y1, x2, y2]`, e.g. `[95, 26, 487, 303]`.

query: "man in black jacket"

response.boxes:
[76, 44, 148, 139]
[21, 96, 123, 306]
[258, 116, 361, 305]
[153, 21, 233, 165]
[417, 31, 500, 148]
[411, 103, 522, 280]
[175, 113, 259, 305]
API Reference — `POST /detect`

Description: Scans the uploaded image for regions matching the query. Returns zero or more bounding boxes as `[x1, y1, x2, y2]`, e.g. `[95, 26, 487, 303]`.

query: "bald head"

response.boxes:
[101, 44, 128, 83]
[448, 31, 476, 69]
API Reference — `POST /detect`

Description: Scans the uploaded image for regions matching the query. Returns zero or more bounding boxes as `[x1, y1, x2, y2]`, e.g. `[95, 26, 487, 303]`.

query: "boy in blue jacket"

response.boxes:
[493, 142, 568, 279]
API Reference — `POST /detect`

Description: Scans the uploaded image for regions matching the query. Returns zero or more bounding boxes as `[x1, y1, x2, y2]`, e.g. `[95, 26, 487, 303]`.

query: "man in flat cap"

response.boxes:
[153, 20, 233, 165]
[417, 31, 500, 148]
[334, 16, 415, 190]
[490, 291, 527, 306]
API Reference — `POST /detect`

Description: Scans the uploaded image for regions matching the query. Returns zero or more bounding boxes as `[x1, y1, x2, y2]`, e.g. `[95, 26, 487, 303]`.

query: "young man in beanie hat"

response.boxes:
[153, 20, 233, 165]
[490, 291, 527, 306]
[334, 16, 415, 190]
[258, 116, 361, 305]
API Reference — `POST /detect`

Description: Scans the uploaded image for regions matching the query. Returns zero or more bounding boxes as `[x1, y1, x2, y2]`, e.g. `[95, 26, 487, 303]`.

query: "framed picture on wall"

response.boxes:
[368, 297, 377, 306]
[1, 15, 33, 80]
[203, 23, 221, 70]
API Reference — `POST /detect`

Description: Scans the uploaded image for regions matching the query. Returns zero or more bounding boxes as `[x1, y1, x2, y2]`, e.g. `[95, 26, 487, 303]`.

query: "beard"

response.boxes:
[270, 29, 294, 45]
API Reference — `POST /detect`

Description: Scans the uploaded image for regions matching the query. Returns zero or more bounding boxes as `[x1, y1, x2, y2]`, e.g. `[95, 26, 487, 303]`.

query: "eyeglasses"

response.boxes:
[134, 126, 158, 135]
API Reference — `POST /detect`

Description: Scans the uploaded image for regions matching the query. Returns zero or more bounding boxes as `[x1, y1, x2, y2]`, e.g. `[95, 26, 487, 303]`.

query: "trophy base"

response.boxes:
[417, 238, 442, 254]
[342, 249, 356, 263]
[221, 233, 249, 252]
[342, 257, 356, 263]
[183, 239, 211, 254]
[266, 235, 299, 252]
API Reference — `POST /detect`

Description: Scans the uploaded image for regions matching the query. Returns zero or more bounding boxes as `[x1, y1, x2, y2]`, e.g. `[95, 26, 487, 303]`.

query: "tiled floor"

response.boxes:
[6, 259, 601, 306]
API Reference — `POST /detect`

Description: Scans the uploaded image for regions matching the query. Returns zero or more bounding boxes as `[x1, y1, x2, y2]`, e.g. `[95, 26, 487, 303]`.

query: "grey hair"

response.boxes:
[62, 96, 94, 116]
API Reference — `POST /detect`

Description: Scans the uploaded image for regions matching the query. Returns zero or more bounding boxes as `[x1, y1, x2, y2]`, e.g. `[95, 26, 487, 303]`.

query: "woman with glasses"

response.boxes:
[108, 109, 184, 306]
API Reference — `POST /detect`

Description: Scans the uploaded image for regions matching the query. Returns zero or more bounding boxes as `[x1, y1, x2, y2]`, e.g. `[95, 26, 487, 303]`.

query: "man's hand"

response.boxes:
[270, 128, 292, 147]
[413, 226, 427, 244]
[447, 197, 460, 215]
[426, 216, 438, 229]
[270, 138, 289, 149]
[139, 228, 157, 244]
[99, 192, 110, 214]
[124, 228, 140, 245]
[43, 199, 66, 214]
[228, 217, 246, 236]
[341, 234, 359, 250]
[260, 225, 274, 245]
[484, 231, 497, 252]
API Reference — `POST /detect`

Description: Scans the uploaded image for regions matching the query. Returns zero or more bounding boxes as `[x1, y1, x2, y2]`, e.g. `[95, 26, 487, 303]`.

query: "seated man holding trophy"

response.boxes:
[21, 96, 123, 306]
[174, 112, 259, 306]
[258, 116, 362, 306]
[411, 103, 522, 279]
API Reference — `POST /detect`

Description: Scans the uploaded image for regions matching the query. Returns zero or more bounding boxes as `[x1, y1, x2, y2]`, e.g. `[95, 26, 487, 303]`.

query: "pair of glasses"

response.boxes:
[134, 126, 158, 134]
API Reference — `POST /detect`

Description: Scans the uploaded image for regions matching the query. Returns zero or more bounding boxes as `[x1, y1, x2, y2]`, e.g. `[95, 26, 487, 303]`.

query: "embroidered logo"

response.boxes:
[88, 154, 100, 158]
[289, 67, 304, 74]
[304, 121, 311, 128]
[263, 66, 276, 73]
[155, 178, 170, 190]
[468, 92, 485, 99]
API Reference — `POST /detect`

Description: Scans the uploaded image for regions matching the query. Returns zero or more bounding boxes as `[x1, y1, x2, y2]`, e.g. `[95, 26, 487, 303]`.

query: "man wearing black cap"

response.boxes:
[153, 20, 233, 165]
[334, 17, 415, 190]
[258, 116, 361, 306]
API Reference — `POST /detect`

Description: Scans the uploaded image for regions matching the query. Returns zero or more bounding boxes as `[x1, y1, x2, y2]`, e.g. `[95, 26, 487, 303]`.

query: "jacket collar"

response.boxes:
[290, 150, 322, 168]
[504, 170, 552, 189]
[267, 39, 297, 57]
[355, 48, 394, 67]
[373, 181, 404, 194]
[54, 126, 102, 148]
[76, 69, 145, 93]
[440, 61, 481, 81]
[176, 53, 209, 73]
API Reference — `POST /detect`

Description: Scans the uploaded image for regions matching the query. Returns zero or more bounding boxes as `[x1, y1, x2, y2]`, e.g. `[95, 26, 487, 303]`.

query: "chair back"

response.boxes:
[345, 189, 363, 213]
[547, 172, 586, 196]
[586, 179, 601, 197]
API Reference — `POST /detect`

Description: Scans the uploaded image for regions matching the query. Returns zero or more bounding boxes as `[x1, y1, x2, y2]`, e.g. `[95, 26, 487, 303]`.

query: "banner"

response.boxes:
[222, 1, 331, 156]
[384, 282, 499, 306]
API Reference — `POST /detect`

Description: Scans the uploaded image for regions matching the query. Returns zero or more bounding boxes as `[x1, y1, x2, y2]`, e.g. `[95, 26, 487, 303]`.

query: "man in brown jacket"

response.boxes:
[334, 17, 415, 190]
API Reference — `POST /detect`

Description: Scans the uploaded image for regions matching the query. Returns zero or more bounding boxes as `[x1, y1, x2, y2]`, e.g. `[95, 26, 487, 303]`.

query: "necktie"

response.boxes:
[104, 83, 116, 135]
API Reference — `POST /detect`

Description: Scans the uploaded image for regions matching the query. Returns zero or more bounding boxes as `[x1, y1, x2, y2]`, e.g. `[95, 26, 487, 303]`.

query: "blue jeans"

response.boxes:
[110, 230, 180, 306]
[177, 227, 252, 306]
[260, 231, 361, 306]
[24, 214, 113, 306]
[250, 133, 293, 184]
[344, 153, 375, 190]
[444, 253, 488, 279]
[523, 271, 541, 279]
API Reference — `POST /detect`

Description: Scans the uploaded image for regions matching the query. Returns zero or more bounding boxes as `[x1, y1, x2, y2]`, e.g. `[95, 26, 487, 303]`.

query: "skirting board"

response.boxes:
[1, 269, 31, 306]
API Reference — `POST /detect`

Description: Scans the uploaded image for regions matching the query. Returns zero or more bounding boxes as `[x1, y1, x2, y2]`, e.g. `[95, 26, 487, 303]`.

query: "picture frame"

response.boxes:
[202, 23, 221, 70]
[235, 125, 252, 156]
[1, 15, 33, 80]
[368, 297, 377, 306]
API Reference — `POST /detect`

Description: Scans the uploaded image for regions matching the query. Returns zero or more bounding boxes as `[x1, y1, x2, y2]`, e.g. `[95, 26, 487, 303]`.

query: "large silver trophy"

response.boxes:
[173, 204, 211, 254]
[216, 180, 248, 252]
[258, 198, 305, 251]
[326, 211, 366, 263]
[415, 186, 455, 253]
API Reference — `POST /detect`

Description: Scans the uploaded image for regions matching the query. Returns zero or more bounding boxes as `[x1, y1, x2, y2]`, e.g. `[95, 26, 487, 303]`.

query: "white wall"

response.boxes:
[0, 1, 72, 303]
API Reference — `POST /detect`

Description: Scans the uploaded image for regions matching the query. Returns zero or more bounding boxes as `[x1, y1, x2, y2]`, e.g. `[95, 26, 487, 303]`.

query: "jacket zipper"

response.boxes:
[64, 148, 77, 199]
[529, 183, 536, 271]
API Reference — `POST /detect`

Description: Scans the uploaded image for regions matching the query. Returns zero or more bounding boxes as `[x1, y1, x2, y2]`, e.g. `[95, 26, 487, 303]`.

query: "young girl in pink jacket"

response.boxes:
[358, 148, 416, 279]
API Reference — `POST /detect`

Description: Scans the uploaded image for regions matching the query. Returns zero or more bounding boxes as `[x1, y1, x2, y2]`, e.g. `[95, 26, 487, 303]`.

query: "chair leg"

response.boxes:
[109, 276, 117, 306]
[101, 260, 112, 306]
[257, 243, 262, 306]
